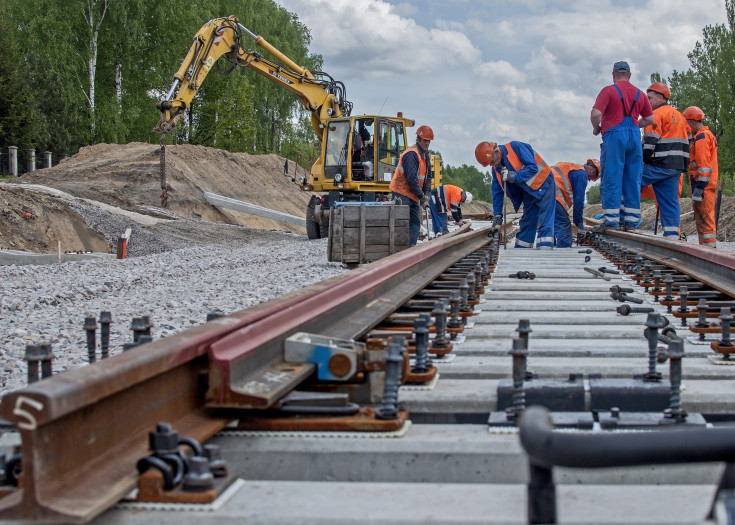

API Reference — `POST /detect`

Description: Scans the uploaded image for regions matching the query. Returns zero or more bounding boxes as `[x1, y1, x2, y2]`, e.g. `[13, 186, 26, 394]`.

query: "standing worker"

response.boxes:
[475, 140, 556, 249]
[683, 106, 718, 247]
[390, 125, 434, 246]
[551, 159, 600, 247]
[429, 184, 472, 235]
[641, 82, 690, 238]
[590, 61, 654, 230]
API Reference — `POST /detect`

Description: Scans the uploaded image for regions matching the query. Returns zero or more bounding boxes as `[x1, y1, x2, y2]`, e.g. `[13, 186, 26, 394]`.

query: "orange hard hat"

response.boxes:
[647, 82, 670, 100]
[417, 125, 434, 141]
[585, 159, 601, 180]
[475, 142, 496, 167]
[682, 106, 705, 121]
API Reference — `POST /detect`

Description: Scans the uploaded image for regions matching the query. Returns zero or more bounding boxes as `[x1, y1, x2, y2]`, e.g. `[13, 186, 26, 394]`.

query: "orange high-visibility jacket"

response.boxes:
[551, 162, 584, 210]
[642, 105, 690, 172]
[390, 145, 428, 202]
[689, 126, 718, 193]
[503, 142, 552, 191]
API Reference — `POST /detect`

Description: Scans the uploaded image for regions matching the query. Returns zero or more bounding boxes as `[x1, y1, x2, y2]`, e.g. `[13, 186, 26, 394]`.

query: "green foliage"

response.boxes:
[668, 0, 735, 172]
[0, 0, 41, 150]
[586, 184, 601, 205]
[3, 0, 320, 159]
[442, 163, 492, 203]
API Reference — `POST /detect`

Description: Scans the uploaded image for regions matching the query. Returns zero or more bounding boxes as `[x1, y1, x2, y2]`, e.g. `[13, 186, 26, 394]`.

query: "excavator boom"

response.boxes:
[155, 16, 351, 139]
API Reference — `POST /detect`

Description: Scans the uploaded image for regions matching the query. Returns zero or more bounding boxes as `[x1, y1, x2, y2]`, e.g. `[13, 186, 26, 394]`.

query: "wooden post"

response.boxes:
[389, 201, 395, 254]
[8, 146, 17, 177]
[57, 241, 61, 264]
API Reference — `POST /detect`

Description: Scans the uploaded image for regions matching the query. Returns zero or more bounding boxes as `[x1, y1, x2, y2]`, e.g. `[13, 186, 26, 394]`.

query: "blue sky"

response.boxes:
[274, 0, 727, 169]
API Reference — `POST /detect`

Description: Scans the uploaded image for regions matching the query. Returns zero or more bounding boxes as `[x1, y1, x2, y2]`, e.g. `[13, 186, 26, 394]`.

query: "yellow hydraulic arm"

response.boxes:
[155, 16, 352, 140]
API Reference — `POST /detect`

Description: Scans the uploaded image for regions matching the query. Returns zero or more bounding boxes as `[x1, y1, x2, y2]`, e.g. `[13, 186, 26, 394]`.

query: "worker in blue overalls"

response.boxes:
[590, 61, 654, 230]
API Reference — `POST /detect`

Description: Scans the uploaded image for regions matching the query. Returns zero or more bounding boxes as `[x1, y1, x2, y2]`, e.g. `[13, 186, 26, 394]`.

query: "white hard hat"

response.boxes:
[464, 191, 473, 204]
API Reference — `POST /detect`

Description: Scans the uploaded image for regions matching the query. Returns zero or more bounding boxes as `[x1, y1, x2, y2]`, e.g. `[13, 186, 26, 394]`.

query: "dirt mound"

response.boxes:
[0, 185, 111, 253]
[0, 142, 491, 254]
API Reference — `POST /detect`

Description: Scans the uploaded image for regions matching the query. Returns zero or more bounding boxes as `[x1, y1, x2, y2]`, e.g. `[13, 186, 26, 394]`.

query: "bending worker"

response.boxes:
[390, 125, 434, 246]
[429, 184, 472, 235]
[552, 159, 600, 247]
[590, 61, 653, 230]
[475, 140, 556, 249]
[683, 105, 718, 247]
[641, 82, 690, 238]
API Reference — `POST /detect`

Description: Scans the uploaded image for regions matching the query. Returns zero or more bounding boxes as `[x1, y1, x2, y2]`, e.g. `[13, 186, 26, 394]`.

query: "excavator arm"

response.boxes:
[155, 15, 352, 140]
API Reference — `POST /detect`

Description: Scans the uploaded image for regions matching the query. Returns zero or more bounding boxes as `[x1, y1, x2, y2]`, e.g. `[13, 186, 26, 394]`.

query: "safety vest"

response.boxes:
[551, 162, 584, 211]
[642, 105, 690, 171]
[502, 142, 552, 191]
[689, 126, 718, 187]
[390, 145, 428, 202]
[431, 184, 463, 215]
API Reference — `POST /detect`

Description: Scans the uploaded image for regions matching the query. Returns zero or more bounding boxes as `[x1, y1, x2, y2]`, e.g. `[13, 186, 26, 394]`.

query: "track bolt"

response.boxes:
[617, 304, 654, 316]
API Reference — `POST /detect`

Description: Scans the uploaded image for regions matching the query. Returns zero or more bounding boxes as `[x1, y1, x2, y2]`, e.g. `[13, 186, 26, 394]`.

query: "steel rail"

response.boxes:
[0, 224, 492, 523]
[603, 230, 735, 297]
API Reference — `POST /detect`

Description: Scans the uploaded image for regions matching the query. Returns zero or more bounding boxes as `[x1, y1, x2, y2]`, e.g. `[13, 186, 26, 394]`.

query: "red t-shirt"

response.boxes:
[593, 80, 653, 134]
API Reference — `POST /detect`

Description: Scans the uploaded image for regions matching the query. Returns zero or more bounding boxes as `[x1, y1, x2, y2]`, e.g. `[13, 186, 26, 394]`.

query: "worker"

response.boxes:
[429, 184, 472, 235]
[390, 125, 433, 246]
[641, 82, 690, 238]
[475, 140, 556, 249]
[683, 105, 718, 247]
[552, 159, 600, 247]
[590, 61, 654, 230]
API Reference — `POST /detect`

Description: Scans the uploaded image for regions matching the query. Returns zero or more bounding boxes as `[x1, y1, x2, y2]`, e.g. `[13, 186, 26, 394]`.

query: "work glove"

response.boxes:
[501, 168, 517, 184]
[420, 195, 429, 209]
[492, 216, 503, 227]
[692, 187, 704, 203]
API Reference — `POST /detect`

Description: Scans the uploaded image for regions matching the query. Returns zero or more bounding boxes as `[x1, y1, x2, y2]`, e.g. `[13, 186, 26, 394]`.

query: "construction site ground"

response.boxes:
[0, 142, 494, 255]
[0, 142, 731, 255]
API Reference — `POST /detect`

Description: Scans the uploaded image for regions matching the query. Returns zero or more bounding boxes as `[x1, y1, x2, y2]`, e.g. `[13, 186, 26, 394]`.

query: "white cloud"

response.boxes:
[272, 0, 727, 168]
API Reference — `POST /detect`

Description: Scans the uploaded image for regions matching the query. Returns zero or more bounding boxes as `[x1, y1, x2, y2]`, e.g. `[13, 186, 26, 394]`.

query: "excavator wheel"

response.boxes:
[306, 204, 321, 240]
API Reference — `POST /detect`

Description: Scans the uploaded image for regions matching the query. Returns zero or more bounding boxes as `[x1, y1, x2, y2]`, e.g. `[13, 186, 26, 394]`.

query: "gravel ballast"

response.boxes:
[0, 210, 346, 397]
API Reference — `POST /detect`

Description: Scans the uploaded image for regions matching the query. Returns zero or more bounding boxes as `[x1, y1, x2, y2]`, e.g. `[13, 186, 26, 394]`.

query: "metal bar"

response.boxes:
[204, 191, 306, 227]
[519, 406, 735, 469]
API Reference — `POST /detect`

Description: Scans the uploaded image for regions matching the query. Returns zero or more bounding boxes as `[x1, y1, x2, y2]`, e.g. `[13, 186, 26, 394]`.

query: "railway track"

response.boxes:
[1, 225, 735, 524]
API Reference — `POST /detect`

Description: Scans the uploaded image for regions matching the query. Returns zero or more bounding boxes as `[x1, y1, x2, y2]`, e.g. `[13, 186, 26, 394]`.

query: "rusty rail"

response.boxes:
[0, 224, 492, 523]
[601, 230, 735, 297]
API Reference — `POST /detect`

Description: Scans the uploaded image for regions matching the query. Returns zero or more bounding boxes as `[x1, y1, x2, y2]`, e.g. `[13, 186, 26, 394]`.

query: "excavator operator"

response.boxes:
[390, 125, 434, 246]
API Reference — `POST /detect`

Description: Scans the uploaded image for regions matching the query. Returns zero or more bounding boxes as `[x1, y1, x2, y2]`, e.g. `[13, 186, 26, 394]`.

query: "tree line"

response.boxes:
[1, 0, 733, 203]
[0, 0, 320, 161]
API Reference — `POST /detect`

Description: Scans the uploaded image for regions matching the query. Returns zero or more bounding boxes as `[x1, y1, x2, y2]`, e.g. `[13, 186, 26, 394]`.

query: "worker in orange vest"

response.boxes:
[429, 184, 472, 235]
[475, 140, 556, 249]
[683, 106, 718, 247]
[390, 125, 434, 246]
[552, 160, 600, 247]
[641, 82, 690, 238]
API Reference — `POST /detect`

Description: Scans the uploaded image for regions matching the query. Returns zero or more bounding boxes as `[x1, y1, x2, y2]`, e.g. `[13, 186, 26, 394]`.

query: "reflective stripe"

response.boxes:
[621, 206, 640, 214]
[698, 176, 710, 183]
[663, 226, 679, 232]
[516, 239, 533, 248]
[602, 208, 619, 215]
[536, 236, 554, 243]
[652, 150, 689, 158]
[395, 166, 404, 173]
[658, 137, 690, 145]
[698, 168, 712, 173]
[701, 233, 717, 239]
[643, 132, 661, 140]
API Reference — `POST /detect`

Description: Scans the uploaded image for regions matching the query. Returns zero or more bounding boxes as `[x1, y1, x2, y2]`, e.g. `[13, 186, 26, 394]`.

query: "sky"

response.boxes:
[272, 0, 728, 169]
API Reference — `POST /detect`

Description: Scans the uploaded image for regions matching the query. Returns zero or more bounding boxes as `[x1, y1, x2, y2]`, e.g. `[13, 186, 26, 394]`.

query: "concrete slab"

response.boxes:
[99, 480, 719, 524]
[452, 339, 656, 357]
[466, 324, 647, 339]
[434, 355, 735, 380]
[473, 311, 651, 325]
[0, 249, 116, 266]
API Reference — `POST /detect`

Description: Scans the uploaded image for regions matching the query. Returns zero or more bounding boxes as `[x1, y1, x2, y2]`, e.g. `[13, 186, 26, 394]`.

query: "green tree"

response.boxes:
[442, 163, 492, 203]
[0, 0, 40, 151]
[668, 0, 735, 173]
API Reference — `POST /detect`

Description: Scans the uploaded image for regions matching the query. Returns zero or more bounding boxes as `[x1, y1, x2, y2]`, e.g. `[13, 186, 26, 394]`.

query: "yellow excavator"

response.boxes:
[155, 15, 441, 239]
